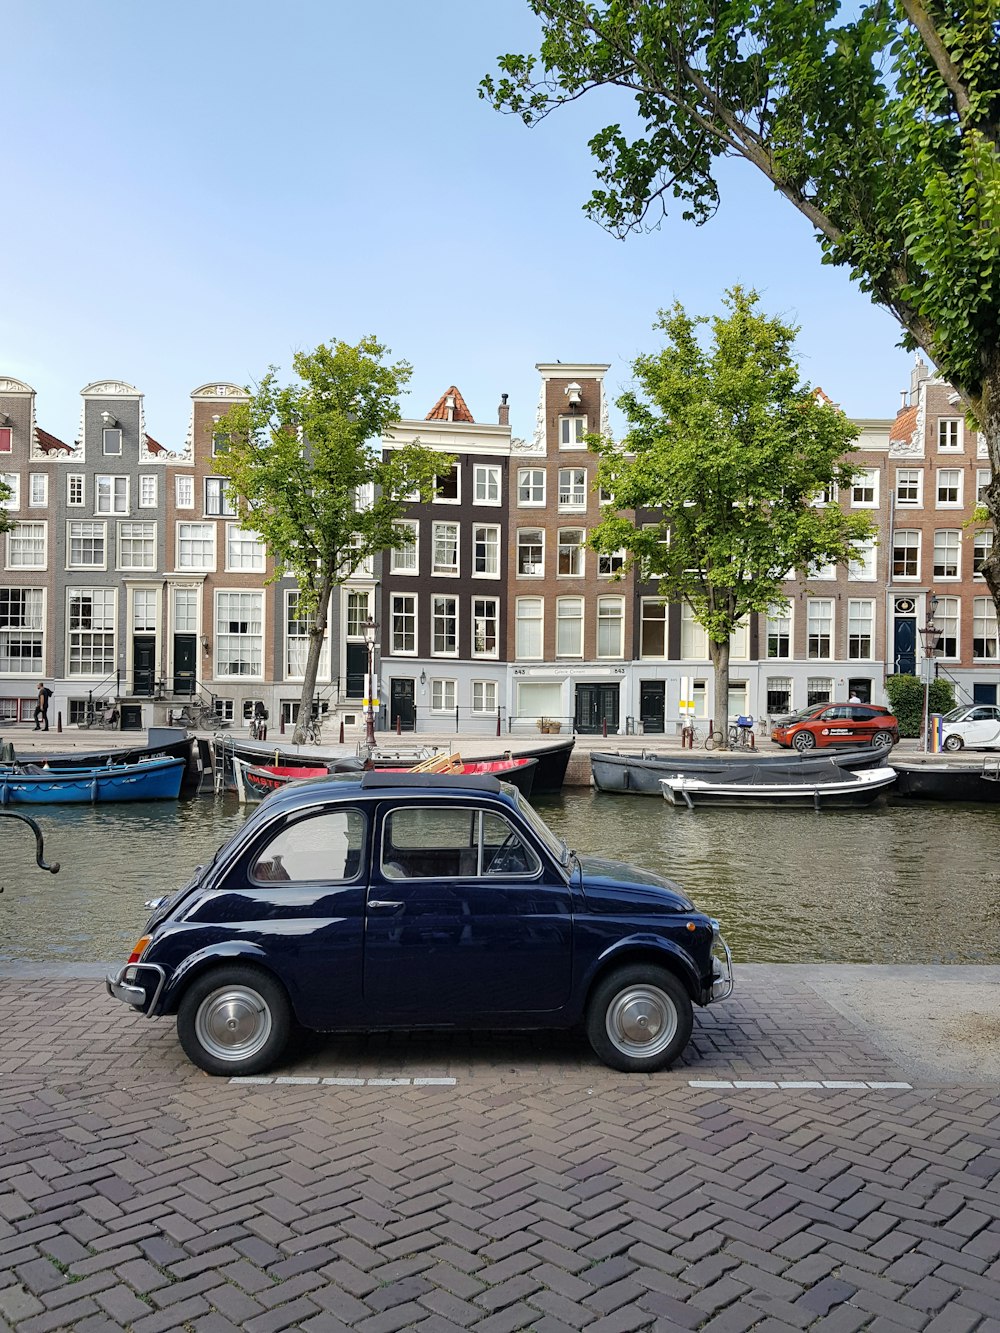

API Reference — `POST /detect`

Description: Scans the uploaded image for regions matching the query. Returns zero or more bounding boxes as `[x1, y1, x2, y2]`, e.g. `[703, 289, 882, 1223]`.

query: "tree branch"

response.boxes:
[899, 0, 972, 122]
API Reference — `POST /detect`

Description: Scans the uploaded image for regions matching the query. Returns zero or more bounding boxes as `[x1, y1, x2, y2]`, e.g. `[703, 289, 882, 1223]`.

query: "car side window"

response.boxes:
[822, 707, 847, 721]
[381, 806, 539, 879]
[481, 811, 539, 877]
[851, 707, 877, 722]
[251, 809, 366, 884]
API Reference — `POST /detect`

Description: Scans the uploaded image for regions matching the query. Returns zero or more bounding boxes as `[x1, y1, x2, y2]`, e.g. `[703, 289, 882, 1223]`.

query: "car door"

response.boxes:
[818, 706, 853, 744]
[364, 801, 574, 1021]
[964, 706, 1000, 748]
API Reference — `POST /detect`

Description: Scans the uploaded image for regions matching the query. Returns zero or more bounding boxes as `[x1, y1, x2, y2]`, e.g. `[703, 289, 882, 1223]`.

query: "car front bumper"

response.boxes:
[709, 921, 734, 1002]
[106, 962, 166, 1015]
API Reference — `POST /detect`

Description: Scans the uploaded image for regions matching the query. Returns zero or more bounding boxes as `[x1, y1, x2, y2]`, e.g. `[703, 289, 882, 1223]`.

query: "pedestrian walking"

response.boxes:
[34, 681, 53, 731]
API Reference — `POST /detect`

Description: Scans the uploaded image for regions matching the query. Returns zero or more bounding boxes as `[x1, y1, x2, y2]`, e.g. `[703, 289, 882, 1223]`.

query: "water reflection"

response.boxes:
[0, 790, 997, 965]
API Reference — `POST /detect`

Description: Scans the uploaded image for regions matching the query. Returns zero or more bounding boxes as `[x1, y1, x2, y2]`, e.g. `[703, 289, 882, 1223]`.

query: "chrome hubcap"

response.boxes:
[606, 985, 677, 1057]
[195, 986, 272, 1062]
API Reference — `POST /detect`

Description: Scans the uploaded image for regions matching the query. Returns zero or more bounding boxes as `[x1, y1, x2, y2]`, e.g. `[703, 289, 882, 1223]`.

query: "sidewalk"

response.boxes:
[0, 966, 997, 1332]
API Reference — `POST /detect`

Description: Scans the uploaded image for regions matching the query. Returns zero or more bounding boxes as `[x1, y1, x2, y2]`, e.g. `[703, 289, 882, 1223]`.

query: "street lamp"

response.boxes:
[919, 594, 942, 752]
[363, 615, 379, 750]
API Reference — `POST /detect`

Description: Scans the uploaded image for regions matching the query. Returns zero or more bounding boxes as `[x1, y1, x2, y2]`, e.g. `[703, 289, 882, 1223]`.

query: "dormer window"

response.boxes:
[434, 464, 460, 503]
[102, 428, 123, 456]
[559, 416, 587, 448]
[212, 433, 230, 456]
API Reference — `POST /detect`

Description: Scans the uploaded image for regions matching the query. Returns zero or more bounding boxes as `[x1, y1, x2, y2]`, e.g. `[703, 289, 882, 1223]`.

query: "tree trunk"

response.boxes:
[293, 577, 333, 745]
[976, 358, 1000, 623]
[710, 637, 731, 749]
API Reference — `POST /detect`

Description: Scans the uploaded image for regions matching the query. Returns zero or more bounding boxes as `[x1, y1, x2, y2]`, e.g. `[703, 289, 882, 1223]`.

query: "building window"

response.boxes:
[0, 426, 11, 452]
[809, 559, 837, 581]
[556, 597, 583, 657]
[212, 433, 230, 456]
[132, 588, 158, 633]
[473, 464, 501, 505]
[517, 528, 544, 576]
[67, 474, 85, 506]
[936, 469, 962, 506]
[173, 586, 198, 634]
[558, 528, 585, 577]
[175, 474, 194, 509]
[28, 473, 47, 507]
[68, 521, 106, 569]
[896, 469, 921, 506]
[847, 599, 874, 659]
[559, 415, 587, 447]
[138, 475, 158, 508]
[390, 593, 416, 655]
[936, 596, 959, 659]
[285, 590, 330, 679]
[472, 597, 499, 657]
[434, 464, 460, 503]
[766, 612, 791, 658]
[933, 529, 960, 579]
[473, 524, 500, 577]
[0, 472, 18, 511]
[558, 468, 587, 509]
[806, 599, 833, 659]
[95, 474, 128, 515]
[517, 468, 545, 506]
[6, 522, 46, 570]
[848, 539, 877, 581]
[431, 679, 457, 712]
[938, 418, 961, 451]
[766, 677, 792, 715]
[205, 477, 236, 517]
[432, 521, 459, 576]
[117, 521, 156, 571]
[973, 530, 992, 577]
[177, 522, 216, 570]
[807, 677, 833, 706]
[216, 591, 263, 677]
[892, 530, 920, 579]
[472, 680, 497, 714]
[640, 600, 666, 658]
[680, 603, 707, 659]
[973, 597, 999, 659]
[515, 597, 543, 659]
[226, 524, 265, 571]
[432, 595, 457, 655]
[67, 587, 116, 675]
[813, 483, 838, 507]
[390, 519, 419, 573]
[102, 427, 123, 456]
[598, 549, 625, 577]
[0, 588, 44, 674]
[597, 596, 625, 658]
[851, 469, 878, 506]
[976, 469, 991, 504]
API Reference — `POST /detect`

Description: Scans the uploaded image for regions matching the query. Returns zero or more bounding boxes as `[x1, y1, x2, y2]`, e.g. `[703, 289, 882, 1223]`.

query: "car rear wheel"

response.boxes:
[177, 965, 292, 1076]
[586, 965, 693, 1073]
[792, 731, 816, 752]
[943, 734, 964, 752]
[871, 730, 895, 749]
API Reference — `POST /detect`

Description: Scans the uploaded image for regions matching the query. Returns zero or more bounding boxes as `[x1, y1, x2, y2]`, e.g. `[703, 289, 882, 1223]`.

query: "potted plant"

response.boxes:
[536, 717, 562, 734]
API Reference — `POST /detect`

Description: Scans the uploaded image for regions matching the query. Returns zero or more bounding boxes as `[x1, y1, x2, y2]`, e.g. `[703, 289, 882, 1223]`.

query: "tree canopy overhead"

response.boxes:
[483, 0, 1000, 606]
[589, 287, 873, 737]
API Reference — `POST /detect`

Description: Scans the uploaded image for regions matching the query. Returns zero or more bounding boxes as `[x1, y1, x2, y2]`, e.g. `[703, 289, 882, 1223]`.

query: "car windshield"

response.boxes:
[942, 705, 974, 723]
[782, 706, 824, 723]
[511, 787, 570, 867]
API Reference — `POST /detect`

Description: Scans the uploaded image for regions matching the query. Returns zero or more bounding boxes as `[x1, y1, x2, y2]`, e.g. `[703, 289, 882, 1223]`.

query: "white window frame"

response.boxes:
[938, 418, 962, 451]
[556, 596, 584, 658]
[933, 528, 961, 579]
[559, 415, 587, 448]
[0, 586, 45, 675]
[67, 520, 107, 571]
[973, 529, 992, 579]
[680, 603, 708, 660]
[806, 599, 834, 660]
[472, 679, 498, 714]
[515, 597, 543, 660]
[472, 596, 499, 658]
[67, 586, 116, 677]
[847, 598, 875, 661]
[390, 593, 417, 656]
[766, 610, 792, 659]
[851, 469, 879, 508]
[895, 469, 922, 507]
[848, 539, 877, 581]
[432, 521, 460, 576]
[639, 598, 667, 659]
[517, 468, 545, 507]
[973, 596, 999, 660]
[138, 474, 158, 509]
[557, 527, 585, 578]
[472, 524, 501, 579]
[473, 464, 501, 506]
[28, 473, 48, 508]
[95, 474, 128, 515]
[215, 589, 264, 680]
[102, 427, 123, 456]
[598, 549, 625, 578]
[226, 523, 265, 572]
[935, 595, 960, 660]
[936, 468, 963, 507]
[431, 594, 458, 656]
[430, 678, 457, 712]
[892, 530, 920, 580]
[977, 469, 991, 505]
[116, 521, 156, 572]
[204, 476, 236, 517]
[284, 590, 329, 681]
[596, 595, 625, 659]
[175, 474, 194, 509]
[557, 467, 587, 510]
[1, 472, 20, 510]
[67, 474, 85, 507]
[390, 520, 419, 575]
[433, 463, 461, 505]
[6, 521, 47, 571]
[176, 521, 216, 571]
[517, 528, 544, 577]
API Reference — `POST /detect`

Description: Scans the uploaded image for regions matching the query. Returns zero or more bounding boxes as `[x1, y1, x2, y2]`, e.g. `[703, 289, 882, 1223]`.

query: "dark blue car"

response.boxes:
[107, 772, 733, 1075]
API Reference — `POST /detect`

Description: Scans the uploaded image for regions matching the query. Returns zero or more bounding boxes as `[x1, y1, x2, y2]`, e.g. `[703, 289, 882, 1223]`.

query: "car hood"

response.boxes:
[577, 854, 695, 913]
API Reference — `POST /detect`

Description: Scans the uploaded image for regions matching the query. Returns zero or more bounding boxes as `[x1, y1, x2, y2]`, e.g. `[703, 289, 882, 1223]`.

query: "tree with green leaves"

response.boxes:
[0, 478, 13, 533]
[483, 0, 1000, 615]
[214, 337, 447, 744]
[588, 288, 873, 742]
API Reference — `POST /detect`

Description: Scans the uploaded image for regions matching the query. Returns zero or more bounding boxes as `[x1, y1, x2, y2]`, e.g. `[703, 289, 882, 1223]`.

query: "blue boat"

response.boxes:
[0, 755, 185, 804]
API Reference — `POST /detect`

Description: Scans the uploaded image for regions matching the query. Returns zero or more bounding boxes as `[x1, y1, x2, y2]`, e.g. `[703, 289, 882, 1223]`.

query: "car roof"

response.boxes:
[245, 769, 516, 823]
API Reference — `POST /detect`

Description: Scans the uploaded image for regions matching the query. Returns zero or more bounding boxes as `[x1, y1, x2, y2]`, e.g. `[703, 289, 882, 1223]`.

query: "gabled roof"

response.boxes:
[145, 435, 168, 455]
[35, 427, 74, 454]
[890, 404, 918, 445]
[425, 386, 474, 423]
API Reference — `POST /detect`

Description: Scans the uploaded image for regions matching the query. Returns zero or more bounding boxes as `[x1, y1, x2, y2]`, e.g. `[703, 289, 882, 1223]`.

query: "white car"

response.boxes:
[940, 704, 1000, 751]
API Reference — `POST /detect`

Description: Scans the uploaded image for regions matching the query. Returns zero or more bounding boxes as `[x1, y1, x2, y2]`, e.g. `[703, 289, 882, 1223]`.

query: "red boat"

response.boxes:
[237, 755, 538, 801]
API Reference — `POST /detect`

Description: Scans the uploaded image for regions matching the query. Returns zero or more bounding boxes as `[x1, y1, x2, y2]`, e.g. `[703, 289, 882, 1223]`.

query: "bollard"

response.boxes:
[749, 731, 755, 749]
[339, 719, 345, 744]
[602, 716, 608, 739]
[496, 710, 501, 737]
[57, 711, 63, 734]
[396, 715, 402, 735]
[280, 715, 285, 734]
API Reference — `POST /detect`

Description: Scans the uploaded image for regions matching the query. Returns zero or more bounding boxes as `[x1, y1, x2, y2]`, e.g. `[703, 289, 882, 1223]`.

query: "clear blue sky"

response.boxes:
[4, 0, 912, 448]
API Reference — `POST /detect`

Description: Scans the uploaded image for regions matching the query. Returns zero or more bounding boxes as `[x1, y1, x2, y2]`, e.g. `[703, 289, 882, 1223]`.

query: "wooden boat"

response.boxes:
[235, 753, 539, 802]
[15, 731, 204, 796]
[660, 764, 897, 810]
[592, 745, 889, 795]
[0, 755, 185, 805]
[891, 757, 1000, 802]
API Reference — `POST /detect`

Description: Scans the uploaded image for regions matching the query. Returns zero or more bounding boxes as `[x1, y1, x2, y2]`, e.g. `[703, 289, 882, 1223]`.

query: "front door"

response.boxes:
[390, 678, 415, 731]
[893, 600, 917, 675]
[575, 683, 620, 734]
[132, 636, 156, 696]
[346, 643, 366, 699]
[173, 634, 197, 696]
[847, 678, 871, 704]
[639, 681, 665, 734]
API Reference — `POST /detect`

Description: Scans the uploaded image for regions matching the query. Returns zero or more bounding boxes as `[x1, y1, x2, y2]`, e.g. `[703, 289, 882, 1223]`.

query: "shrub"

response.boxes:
[884, 674, 957, 737]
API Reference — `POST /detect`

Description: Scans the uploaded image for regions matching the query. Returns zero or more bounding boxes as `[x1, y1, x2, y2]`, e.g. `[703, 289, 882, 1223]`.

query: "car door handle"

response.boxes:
[368, 899, 404, 909]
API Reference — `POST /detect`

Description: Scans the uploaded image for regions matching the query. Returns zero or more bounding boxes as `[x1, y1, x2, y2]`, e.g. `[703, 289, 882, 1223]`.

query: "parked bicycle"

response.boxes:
[298, 714, 323, 745]
[168, 703, 228, 730]
[728, 716, 756, 749]
[79, 700, 120, 729]
[248, 703, 269, 741]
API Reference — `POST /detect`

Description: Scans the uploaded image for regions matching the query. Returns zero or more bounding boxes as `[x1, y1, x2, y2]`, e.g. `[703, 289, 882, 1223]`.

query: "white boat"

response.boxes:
[660, 765, 898, 810]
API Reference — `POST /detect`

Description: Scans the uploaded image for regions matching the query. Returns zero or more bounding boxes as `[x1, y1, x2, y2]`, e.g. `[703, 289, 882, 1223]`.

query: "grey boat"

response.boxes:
[592, 745, 890, 795]
[660, 764, 898, 810]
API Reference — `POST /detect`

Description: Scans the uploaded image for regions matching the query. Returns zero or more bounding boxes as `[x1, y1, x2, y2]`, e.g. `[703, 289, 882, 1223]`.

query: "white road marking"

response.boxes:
[230, 1074, 458, 1087]
[688, 1078, 913, 1091]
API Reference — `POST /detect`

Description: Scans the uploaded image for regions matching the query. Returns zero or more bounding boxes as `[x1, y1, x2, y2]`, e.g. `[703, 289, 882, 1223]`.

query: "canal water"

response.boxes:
[0, 790, 997, 965]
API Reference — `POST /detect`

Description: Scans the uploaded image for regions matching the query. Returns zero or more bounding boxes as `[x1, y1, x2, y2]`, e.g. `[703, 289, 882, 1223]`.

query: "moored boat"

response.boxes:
[660, 764, 897, 810]
[235, 755, 539, 802]
[592, 745, 889, 794]
[10, 730, 204, 796]
[0, 755, 186, 805]
[891, 758, 1000, 802]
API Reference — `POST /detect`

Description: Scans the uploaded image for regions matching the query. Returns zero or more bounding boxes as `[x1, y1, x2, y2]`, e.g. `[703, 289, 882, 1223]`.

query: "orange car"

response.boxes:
[770, 703, 899, 752]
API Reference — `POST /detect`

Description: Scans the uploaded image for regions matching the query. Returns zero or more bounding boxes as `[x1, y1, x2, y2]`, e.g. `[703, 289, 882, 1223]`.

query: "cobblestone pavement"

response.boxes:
[1, 972, 998, 1332]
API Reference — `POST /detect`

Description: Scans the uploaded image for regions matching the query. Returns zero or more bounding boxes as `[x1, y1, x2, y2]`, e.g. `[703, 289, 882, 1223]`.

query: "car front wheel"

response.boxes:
[871, 730, 895, 749]
[943, 734, 964, 752]
[586, 965, 693, 1073]
[177, 965, 292, 1076]
[792, 731, 816, 751]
